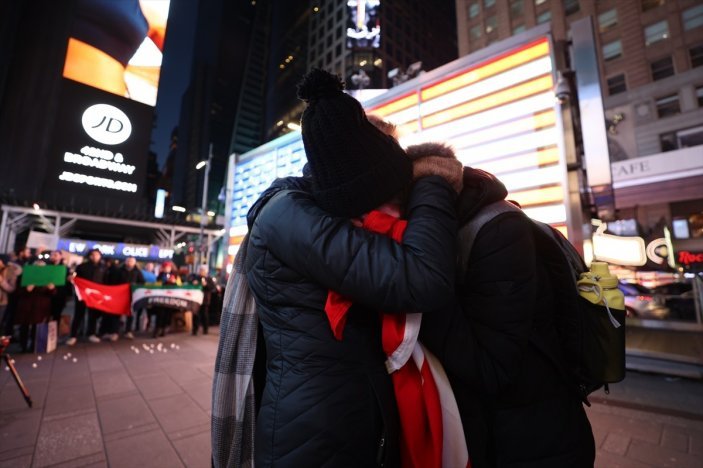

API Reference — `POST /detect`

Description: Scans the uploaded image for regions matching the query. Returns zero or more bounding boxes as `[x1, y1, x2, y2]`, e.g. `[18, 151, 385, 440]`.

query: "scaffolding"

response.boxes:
[0, 204, 223, 261]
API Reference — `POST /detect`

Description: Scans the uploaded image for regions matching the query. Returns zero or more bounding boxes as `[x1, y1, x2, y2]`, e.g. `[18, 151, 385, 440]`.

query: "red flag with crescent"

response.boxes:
[73, 277, 131, 315]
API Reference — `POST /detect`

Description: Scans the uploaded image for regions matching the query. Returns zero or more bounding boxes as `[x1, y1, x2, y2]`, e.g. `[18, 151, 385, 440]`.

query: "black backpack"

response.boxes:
[457, 200, 626, 404]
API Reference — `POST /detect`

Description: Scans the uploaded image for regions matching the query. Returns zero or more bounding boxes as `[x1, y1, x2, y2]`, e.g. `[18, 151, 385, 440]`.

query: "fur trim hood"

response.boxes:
[406, 142, 456, 160]
[406, 141, 508, 223]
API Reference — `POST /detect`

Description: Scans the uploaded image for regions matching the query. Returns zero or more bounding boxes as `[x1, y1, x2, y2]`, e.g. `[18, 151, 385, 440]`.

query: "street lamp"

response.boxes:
[196, 144, 213, 269]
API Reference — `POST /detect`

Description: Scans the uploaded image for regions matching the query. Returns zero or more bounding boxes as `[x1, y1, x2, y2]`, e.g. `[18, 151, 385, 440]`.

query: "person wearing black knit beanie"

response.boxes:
[297, 68, 414, 218]
[239, 68, 463, 467]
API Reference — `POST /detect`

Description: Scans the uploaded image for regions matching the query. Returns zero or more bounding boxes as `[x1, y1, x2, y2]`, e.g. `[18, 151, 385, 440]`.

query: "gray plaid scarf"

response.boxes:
[212, 234, 257, 468]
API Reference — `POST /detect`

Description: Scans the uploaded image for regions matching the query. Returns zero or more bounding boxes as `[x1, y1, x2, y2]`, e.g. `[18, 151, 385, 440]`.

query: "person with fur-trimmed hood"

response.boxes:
[411, 143, 596, 467]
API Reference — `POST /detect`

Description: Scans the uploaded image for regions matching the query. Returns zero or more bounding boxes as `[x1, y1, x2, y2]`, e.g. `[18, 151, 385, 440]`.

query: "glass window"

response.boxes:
[660, 131, 678, 152]
[598, 9, 618, 33]
[641, 0, 665, 12]
[655, 94, 680, 118]
[486, 15, 498, 33]
[650, 56, 674, 80]
[682, 5, 703, 31]
[678, 125, 703, 148]
[513, 24, 526, 34]
[661, 126, 703, 151]
[470, 24, 482, 40]
[690, 45, 703, 68]
[469, 2, 480, 18]
[606, 74, 626, 95]
[564, 0, 579, 16]
[537, 10, 551, 24]
[602, 40, 622, 61]
[644, 21, 669, 46]
[511, 0, 525, 17]
[484, 0, 496, 8]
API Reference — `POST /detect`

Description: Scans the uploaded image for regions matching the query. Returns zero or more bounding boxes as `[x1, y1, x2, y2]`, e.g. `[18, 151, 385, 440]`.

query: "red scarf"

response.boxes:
[325, 210, 445, 468]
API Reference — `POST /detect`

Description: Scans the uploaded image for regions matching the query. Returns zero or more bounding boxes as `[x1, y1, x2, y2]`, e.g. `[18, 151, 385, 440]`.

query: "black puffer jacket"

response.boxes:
[420, 166, 595, 468]
[245, 175, 457, 468]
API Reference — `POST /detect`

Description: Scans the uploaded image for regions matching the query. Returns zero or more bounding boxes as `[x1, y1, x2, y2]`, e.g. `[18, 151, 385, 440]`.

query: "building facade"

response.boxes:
[456, 0, 703, 373]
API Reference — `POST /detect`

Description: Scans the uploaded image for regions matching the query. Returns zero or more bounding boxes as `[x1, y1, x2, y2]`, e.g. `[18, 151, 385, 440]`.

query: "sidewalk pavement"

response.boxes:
[1, 331, 218, 468]
[586, 401, 702, 468]
[1, 329, 702, 467]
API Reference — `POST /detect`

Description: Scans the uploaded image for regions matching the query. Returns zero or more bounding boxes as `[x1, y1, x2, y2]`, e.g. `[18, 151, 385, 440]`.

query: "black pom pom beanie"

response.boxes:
[297, 69, 412, 218]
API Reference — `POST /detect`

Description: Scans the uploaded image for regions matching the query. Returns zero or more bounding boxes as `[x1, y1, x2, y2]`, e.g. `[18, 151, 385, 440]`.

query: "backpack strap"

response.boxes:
[459, 203, 594, 405]
[457, 200, 522, 280]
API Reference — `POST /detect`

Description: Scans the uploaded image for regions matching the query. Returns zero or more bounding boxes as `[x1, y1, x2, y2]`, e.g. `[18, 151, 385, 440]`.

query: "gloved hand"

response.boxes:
[412, 155, 464, 194]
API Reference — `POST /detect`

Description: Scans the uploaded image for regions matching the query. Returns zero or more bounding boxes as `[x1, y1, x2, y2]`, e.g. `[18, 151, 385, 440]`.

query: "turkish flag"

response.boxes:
[73, 277, 131, 315]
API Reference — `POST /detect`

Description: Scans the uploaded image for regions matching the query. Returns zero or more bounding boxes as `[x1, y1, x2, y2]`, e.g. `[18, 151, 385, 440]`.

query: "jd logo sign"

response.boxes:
[81, 104, 132, 145]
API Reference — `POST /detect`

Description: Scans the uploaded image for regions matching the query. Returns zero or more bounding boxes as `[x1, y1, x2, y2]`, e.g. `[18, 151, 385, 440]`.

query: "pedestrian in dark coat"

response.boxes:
[152, 261, 179, 338]
[188, 264, 217, 335]
[414, 143, 595, 468]
[15, 261, 56, 352]
[67, 249, 106, 345]
[244, 69, 461, 467]
[108, 257, 145, 338]
[47, 251, 71, 323]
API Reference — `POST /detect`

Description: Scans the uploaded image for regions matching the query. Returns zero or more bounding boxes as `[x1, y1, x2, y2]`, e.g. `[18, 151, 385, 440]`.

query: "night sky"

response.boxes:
[149, 0, 198, 169]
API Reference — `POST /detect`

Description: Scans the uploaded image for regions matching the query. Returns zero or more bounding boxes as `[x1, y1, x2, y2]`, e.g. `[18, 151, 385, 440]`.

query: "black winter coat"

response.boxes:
[420, 167, 595, 468]
[245, 175, 457, 468]
[75, 261, 106, 283]
[107, 266, 145, 285]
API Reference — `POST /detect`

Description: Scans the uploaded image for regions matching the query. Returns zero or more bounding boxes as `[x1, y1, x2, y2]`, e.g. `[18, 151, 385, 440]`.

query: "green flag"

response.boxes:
[21, 265, 67, 287]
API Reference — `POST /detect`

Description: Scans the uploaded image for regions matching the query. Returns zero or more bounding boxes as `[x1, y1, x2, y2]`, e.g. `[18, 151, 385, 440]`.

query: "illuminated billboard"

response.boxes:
[44, 0, 171, 209]
[63, 0, 170, 107]
[44, 81, 152, 203]
[346, 0, 381, 49]
[224, 133, 306, 271]
[367, 37, 569, 235]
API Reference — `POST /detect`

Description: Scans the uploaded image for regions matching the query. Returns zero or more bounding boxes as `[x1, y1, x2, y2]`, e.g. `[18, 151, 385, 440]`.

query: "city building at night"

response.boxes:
[454, 0, 703, 374]
[259, 0, 458, 141]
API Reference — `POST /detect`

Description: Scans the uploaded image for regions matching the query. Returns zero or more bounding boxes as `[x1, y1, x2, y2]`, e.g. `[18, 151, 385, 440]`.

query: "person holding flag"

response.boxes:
[151, 261, 180, 338]
[71, 262, 133, 342]
[66, 249, 107, 345]
[106, 257, 145, 339]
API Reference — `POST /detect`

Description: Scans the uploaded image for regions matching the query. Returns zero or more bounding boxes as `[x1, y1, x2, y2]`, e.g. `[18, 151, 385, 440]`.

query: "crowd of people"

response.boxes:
[0, 246, 223, 352]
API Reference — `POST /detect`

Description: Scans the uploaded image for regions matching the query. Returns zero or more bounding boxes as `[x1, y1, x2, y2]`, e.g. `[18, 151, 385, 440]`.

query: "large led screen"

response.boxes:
[62, 0, 170, 107]
[367, 38, 569, 235]
[346, 0, 381, 49]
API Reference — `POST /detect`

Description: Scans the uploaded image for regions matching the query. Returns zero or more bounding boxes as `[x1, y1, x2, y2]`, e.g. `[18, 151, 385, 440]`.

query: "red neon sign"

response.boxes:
[678, 251, 703, 265]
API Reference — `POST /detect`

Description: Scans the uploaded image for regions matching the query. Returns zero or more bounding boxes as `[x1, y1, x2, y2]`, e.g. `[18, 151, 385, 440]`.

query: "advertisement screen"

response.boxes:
[44, 80, 152, 206]
[62, 0, 170, 107]
[346, 0, 381, 49]
[367, 37, 568, 234]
